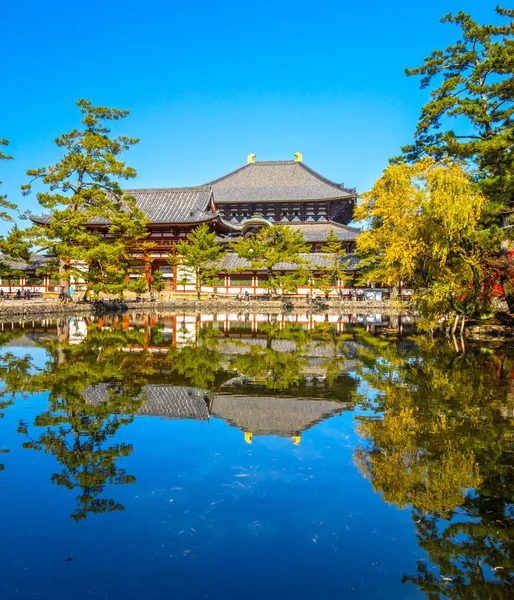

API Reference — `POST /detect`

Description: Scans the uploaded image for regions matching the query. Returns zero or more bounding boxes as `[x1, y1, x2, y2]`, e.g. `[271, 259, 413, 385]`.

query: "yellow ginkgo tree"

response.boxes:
[355, 159, 501, 329]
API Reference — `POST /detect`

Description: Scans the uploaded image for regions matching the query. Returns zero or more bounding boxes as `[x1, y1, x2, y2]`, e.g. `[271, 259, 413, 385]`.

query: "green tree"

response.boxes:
[395, 7, 514, 311]
[230, 323, 310, 390]
[151, 269, 166, 293]
[0, 141, 32, 271]
[0, 139, 16, 221]
[356, 160, 499, 328]
[231, 224, 310, 293]
[168, 223, 226, 295]
[22, 99, 150, 297]
[311, 323, 351, 388]
[316, 227, 350, 291]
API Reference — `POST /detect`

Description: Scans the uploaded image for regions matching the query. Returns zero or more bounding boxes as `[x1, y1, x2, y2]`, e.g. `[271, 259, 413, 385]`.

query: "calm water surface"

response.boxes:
[0, 312, 512, 599]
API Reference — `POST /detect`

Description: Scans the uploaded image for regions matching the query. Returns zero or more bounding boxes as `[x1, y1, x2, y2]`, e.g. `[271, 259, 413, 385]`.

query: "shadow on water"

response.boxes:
[0, 312, 512, 597]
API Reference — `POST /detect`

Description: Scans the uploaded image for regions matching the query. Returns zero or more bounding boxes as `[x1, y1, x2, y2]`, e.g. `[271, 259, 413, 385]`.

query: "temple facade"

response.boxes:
[126, 155, 360, 294]
[22, 154, 361, 296]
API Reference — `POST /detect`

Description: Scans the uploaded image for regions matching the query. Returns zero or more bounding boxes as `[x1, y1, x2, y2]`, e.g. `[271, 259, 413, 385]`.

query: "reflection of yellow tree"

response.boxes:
[353, 334, 514, 597]
[4, 325, 153, 520]
[355, 406, 481, 515]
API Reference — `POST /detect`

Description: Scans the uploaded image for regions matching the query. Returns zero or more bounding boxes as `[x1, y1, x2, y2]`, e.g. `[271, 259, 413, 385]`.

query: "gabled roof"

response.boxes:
[30, 187, 216, 226]
[207, 160, 356, 203]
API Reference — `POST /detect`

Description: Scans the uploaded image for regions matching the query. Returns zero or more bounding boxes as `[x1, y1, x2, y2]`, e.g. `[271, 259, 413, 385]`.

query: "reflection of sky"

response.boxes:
[0, 347, 49, 370]
[0, 389, 425, 600]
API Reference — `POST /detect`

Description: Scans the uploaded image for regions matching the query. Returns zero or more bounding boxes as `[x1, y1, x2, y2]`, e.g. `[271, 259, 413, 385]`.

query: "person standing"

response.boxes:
[70, 286, 75, 302]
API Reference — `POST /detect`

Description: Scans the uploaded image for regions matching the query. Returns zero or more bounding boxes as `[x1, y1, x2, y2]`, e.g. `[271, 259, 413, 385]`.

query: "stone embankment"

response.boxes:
[0, 296, 413, 320]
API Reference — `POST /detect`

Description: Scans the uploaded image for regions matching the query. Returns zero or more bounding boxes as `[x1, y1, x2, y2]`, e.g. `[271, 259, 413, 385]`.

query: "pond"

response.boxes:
[0, 312, 512, 599]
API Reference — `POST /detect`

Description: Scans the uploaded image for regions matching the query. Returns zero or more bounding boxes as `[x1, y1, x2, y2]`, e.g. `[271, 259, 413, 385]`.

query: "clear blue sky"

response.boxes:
[0, 0, 502, 232]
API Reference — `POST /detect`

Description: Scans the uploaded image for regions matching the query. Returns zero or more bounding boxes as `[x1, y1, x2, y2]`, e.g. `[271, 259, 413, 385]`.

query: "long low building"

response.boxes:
[26, 154, 362, 295]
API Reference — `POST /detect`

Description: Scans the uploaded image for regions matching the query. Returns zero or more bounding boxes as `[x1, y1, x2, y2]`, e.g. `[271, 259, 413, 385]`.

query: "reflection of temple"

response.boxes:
[211, 395, 349, 442]
[84, 383, 349, 444]
[92, 312, 414, 351]
[84, 384, 210, 420]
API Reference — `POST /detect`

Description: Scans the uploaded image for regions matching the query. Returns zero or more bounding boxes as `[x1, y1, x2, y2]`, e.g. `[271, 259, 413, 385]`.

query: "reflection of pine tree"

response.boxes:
[0, 353, 38, 473]
[19, 383, 143, 521]
[231, 323, 309, 391]
[11, 323, 152, 520]
[311, 323, 351, 388]
[404, 507, 514, 599]
[353, 335, 514, 597]
[167, 322, 226, 389]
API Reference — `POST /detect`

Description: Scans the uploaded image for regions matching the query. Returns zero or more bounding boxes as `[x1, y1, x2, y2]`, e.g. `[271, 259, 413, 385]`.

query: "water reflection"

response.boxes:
[0, 313, 512, 598]
[353, 335, 514, 596]
[3, 325, 151, 519]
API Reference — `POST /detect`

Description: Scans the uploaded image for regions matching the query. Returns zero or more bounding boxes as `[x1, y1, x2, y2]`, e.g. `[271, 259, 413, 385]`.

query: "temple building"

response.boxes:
[23, 154, 361, 295]
[129, 154, 360, 294]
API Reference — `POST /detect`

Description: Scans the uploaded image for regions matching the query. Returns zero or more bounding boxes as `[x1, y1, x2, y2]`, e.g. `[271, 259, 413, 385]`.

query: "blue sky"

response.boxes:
[0, 0, 502, 232]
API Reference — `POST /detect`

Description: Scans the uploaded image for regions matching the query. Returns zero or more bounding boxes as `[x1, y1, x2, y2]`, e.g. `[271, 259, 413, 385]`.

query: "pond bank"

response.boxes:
[1, 298, 513, 341]
[0, 296, 413, 320]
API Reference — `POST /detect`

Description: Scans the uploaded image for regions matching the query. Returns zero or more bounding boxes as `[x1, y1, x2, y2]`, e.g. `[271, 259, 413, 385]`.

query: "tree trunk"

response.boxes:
[452, 314, 460, 336]
[59, 260, 70, 296]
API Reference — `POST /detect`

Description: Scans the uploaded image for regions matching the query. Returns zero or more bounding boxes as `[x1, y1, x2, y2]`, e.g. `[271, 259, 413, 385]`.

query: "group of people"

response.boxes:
[0, 289, 32, 300]
[236, 291, 251, 301]
[58, 285, 75, 302]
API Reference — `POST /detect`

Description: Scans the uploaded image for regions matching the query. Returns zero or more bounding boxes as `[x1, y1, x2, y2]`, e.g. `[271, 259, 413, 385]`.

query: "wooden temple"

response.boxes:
[23, 154, 361, 295]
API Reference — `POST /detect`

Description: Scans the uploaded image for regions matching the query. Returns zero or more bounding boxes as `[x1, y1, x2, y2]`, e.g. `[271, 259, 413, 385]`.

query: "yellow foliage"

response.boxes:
[356, 160, 496, 321]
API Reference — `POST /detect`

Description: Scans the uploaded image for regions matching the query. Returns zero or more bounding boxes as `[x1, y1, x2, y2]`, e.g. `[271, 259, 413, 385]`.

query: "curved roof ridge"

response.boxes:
[124, 185, 208, 193]
[296, 162, 355, 194]
[204, 160, 356, 200]
[203, 163, 252, 186]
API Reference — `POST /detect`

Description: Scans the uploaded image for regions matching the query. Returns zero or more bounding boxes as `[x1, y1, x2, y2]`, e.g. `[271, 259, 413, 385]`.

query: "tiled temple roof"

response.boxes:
[207, 160, 356, 203]
[0, 253, 52, 272]
[216, 252, 361, 271]
[215, 221, 361, 243]
[31, 187, 216, 226]
[122, 187, 214, 224]
[287, 221, 361, 241]
[211, 394, 348, 437]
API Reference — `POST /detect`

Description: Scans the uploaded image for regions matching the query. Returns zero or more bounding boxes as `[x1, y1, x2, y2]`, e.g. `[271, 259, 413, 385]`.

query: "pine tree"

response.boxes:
[394, 7, 514, 310]
[0, 140, 32, 277]
[316, 227, 350, 292]
[231, 224, 310, 293]
[0, 139, 16, 221]
[22, 99, 150, 297]
[167, 223, 226, 294]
